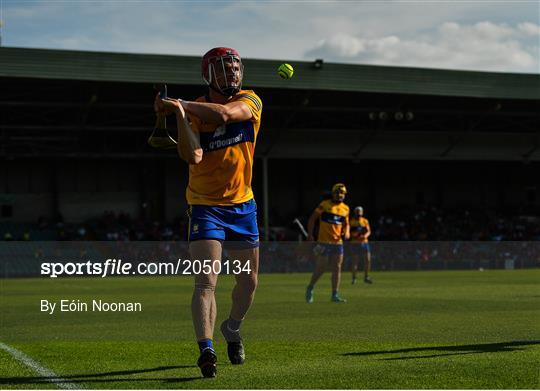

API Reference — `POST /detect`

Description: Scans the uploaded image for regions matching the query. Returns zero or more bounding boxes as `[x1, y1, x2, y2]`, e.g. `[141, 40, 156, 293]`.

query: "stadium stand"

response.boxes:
[1, 47, 539, 242]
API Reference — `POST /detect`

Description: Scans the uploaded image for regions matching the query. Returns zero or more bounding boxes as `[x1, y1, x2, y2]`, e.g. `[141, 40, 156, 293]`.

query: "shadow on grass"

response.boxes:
[0, 365, 201, 386]
[342, 340, 540, 360]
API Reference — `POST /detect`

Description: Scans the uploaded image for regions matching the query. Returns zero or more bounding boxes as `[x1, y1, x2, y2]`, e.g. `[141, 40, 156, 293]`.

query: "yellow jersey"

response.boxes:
[350, 216, 370, 243]
[187, 90, 262, 206]
[315, 200, 349, 244]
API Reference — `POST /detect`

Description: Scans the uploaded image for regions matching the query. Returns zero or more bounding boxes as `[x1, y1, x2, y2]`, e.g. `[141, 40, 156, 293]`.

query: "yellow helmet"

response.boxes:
[332, 183, 347, 194]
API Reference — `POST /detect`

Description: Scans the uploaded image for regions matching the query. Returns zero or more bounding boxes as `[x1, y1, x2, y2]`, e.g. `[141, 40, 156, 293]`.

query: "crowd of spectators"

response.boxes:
[2, 207, 539, 273]
[371, 205, 540, 241]
[2, 205, 540, 242]
[2, 211, 188, 242]
[270, 205, 540, 242]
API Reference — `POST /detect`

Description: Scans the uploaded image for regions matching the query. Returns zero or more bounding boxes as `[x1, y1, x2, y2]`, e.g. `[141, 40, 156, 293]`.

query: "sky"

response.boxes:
[1, 0, 539, 74]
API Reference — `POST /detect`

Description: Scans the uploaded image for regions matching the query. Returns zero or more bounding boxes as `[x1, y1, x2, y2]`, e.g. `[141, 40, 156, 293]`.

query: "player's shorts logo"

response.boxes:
[193, 223, 199, 233]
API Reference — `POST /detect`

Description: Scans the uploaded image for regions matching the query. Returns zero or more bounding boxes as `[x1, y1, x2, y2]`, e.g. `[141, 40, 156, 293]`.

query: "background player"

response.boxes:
[155, 47, 263, 378]
[305, 183, 350, 303]
[349, 206, 373, 284]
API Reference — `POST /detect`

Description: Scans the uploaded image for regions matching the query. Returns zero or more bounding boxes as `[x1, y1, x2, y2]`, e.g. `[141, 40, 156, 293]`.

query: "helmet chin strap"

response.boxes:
[209, 84, 240, 97]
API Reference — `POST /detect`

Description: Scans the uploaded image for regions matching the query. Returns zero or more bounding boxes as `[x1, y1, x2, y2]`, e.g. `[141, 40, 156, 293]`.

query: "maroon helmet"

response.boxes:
[201, 47, 243, 97]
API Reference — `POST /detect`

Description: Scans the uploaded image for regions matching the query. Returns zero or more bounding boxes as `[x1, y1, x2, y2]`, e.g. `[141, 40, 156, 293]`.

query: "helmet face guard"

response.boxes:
[202, 48, 243, 97]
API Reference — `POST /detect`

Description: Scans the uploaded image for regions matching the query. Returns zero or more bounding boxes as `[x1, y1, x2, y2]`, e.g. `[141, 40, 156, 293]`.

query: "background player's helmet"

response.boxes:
[332, 183, 347, 194]
[202, 47, 244, 97]
[354, 206, 363, 216]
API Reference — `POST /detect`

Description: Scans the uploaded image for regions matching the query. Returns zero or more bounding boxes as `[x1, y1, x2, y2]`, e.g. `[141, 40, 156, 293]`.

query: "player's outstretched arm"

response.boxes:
[181, 100, 252, 125]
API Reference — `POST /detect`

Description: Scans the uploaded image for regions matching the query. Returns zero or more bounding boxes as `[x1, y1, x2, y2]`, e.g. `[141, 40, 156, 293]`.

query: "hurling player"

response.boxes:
[349, 206, 373, 284]
[305, 183, 350, 303]
[155, 47, 262, 378]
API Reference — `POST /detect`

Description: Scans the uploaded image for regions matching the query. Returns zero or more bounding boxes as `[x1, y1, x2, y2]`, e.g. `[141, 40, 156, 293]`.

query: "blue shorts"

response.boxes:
[188, 199, 259, 249]
[315, 243, 344, 256]
[351, 242, 371, 253]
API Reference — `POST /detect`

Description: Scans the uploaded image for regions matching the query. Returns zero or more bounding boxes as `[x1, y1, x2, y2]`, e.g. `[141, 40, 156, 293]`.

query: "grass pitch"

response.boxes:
[1, 269, 539, 389]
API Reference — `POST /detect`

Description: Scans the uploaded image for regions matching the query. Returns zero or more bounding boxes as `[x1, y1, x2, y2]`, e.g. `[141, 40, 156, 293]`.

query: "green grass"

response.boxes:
[1, 270, 539, 389]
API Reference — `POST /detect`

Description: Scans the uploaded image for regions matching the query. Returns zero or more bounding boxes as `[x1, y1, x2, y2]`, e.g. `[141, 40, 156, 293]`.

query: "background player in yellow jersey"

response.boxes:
[305, 183, 350, 303]
[349, 206, 373, 284]
[155, 47, 262, 378]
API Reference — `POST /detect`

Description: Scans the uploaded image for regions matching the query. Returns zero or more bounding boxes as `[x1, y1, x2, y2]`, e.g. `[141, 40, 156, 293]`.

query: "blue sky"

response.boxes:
[1, 0, 539, 73]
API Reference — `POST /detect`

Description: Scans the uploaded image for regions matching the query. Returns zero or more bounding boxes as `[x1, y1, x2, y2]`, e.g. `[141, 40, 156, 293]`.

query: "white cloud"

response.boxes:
[312, 34, 366, 58]
[472, 21, 515, 40]
[305, 21, 539, 73]
[518, 22, 540, 36]
[3, 1, 539, 73]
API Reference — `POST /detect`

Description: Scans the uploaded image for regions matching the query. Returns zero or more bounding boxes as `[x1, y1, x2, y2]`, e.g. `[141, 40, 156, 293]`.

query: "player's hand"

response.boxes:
[154, 93, 172, 115]
[154, 94, 184, 117]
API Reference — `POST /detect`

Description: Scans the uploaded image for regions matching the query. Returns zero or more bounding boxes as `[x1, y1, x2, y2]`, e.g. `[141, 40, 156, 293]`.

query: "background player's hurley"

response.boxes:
[293, 218, 308, 239]
[148, 84, 178, 149]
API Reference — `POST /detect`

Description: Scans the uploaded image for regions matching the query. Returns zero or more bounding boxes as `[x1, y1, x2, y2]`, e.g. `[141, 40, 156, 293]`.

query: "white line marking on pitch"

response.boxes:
[0, 341, 82, 389]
